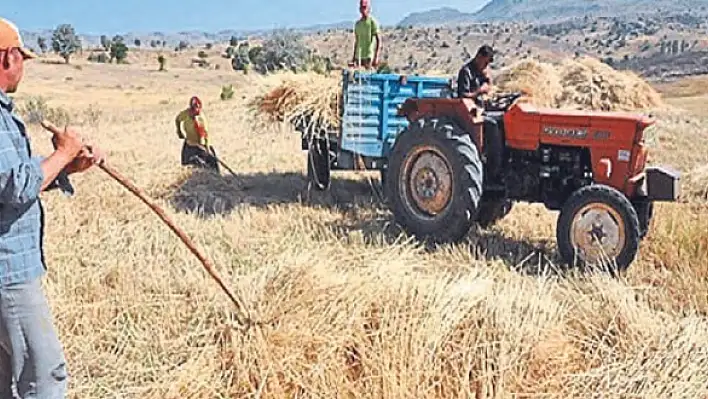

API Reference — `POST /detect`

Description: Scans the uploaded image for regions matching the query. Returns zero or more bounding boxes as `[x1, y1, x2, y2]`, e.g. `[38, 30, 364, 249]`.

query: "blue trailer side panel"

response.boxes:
[339, 70, 452, 159]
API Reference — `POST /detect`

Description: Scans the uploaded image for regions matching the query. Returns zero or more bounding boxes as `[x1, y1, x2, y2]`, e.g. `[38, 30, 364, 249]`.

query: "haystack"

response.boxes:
[556, 57, 663, 111]
[494, 57, 664, 111]
[247, 72, 341, 135]
[493, 60, 563, 108]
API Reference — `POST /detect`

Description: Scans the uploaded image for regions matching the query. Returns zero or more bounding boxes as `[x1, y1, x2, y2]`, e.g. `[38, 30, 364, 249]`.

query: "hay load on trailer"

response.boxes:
[248, 73, 342, 138]
[492, 57, 664, 111]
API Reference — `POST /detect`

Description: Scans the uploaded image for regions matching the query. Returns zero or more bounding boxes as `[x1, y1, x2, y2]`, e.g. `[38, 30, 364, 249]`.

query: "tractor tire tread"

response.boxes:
[386, 117, 483, 244]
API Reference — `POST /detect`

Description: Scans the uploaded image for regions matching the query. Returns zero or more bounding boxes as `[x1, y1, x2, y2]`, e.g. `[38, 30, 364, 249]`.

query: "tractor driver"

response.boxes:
[456, 45, 502, 180]
[456, 44, 493, 107]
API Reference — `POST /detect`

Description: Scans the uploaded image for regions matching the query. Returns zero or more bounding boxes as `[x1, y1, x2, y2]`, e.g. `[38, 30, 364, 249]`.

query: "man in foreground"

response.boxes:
[350, 0, 382, 69]
[456, 44, 503, 179]
[0, 17, 105, 398]
[175, 96, 220, 172]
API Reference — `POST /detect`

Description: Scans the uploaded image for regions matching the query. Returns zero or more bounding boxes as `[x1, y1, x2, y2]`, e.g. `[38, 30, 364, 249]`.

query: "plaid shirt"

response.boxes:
[0, 89, 49, 286]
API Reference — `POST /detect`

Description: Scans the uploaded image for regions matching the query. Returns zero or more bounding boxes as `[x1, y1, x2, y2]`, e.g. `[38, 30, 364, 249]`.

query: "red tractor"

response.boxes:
[384, 92, 680, 272]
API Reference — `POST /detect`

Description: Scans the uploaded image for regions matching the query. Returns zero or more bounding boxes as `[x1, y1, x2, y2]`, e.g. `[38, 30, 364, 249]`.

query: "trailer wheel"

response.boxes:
[306, 135, 331, 191]
[477, 197, 513, 228]
[386, 117, 484, 244]
[556, 184, 641, 275]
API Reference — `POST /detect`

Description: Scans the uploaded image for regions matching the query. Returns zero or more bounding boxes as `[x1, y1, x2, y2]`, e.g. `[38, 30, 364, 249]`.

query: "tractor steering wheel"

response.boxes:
[484, 92, 523, 112]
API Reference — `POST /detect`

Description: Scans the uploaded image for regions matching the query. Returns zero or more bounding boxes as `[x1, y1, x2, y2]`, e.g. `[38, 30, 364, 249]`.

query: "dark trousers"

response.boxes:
[483, 116, 503, 180]
[181, 142, 220, 172]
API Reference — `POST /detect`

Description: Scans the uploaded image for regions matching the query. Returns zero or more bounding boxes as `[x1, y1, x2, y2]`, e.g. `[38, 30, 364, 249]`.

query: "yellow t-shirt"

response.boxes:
[175, 109, 210, 146]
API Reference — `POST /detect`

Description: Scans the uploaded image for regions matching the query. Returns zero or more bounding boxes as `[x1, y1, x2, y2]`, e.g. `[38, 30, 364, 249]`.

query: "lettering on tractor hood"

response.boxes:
[542, 126, 588, 139]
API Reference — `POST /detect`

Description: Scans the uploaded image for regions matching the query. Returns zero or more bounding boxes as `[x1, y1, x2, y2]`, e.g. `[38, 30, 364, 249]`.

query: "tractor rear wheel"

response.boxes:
[556, 184, 641, 275]
[386, 117, 484, 244]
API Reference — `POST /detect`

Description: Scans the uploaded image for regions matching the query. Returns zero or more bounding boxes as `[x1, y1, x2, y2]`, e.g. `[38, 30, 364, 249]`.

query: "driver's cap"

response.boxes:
[0, 18, 38, 60]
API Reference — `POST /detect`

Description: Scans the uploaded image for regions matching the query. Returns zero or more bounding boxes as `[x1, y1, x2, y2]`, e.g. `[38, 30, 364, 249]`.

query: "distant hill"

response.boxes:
[397, 7, 477, 27]
[473, 0, 708, 22]
[395, 0, 708, 25]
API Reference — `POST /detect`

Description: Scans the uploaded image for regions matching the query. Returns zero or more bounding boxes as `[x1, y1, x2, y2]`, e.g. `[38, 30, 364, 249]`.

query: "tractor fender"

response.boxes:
[398, 98, 485, 151]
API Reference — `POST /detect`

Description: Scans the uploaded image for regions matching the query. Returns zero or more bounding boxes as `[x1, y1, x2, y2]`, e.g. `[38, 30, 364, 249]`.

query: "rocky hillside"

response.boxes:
[396, 0, 708, 25]
[397, 7, 477, 27]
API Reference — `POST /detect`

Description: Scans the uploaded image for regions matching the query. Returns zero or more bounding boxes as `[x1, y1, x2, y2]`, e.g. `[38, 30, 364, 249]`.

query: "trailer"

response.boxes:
[300, 69, 454, 190]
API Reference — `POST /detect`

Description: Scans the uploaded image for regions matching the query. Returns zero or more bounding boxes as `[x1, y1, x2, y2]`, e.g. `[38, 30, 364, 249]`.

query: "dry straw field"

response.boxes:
[11, 52, 708, 398]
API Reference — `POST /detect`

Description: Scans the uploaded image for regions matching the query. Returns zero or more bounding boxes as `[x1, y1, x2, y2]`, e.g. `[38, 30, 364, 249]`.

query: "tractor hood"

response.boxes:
[504, 102, 656, 152]
[514, 102, 655, 127]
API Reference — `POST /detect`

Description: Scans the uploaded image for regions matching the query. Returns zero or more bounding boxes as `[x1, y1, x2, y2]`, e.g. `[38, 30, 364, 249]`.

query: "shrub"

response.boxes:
[220, 84, 235, 101]
[19, 96, 72, 127]
[88, 52, 109, 63]
[83, 104, 103, 128]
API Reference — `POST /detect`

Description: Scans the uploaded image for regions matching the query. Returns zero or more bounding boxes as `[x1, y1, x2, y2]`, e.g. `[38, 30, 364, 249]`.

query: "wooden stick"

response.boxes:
[39, 120, 254, 329]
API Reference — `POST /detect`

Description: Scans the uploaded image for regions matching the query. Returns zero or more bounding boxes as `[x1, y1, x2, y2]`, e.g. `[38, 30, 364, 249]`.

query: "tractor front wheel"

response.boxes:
[556, 184, 641, 275]
[386, 118, 484, 244]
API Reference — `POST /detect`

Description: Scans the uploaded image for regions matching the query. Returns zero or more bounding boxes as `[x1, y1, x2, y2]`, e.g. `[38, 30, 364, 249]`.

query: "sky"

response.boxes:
[4, 0, 490, 35]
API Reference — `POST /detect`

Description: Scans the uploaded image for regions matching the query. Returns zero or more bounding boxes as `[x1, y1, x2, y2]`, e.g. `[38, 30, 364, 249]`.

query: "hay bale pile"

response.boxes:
[495, 57, 664, 111]
[490, 60, 564, 108]
[247, 72, 341, 135]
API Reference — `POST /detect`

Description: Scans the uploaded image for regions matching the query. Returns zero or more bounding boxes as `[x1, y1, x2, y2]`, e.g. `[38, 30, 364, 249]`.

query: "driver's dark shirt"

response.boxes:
[456, 61, 489, 106]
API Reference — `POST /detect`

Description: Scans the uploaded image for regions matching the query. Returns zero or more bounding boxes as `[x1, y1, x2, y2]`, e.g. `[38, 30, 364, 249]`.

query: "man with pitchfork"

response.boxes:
[174, 96, 220, 172]
[0, 17, 105, 398]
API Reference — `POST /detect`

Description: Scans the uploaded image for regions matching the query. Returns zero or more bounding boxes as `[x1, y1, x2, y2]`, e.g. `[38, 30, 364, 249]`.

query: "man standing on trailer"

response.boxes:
[351, 0, 382, 69]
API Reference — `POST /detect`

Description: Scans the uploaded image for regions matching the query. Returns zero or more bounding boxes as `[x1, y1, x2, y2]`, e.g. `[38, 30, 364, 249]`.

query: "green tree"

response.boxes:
[110, 36, 129, 63]
[51, 24, 81, 64]
[134, 38, 141, 47]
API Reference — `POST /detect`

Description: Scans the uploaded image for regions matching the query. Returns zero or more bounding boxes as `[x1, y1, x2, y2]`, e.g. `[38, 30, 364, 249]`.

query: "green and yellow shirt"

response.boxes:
[175, 109, 210, 146]
[354, 16, 379, 61]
